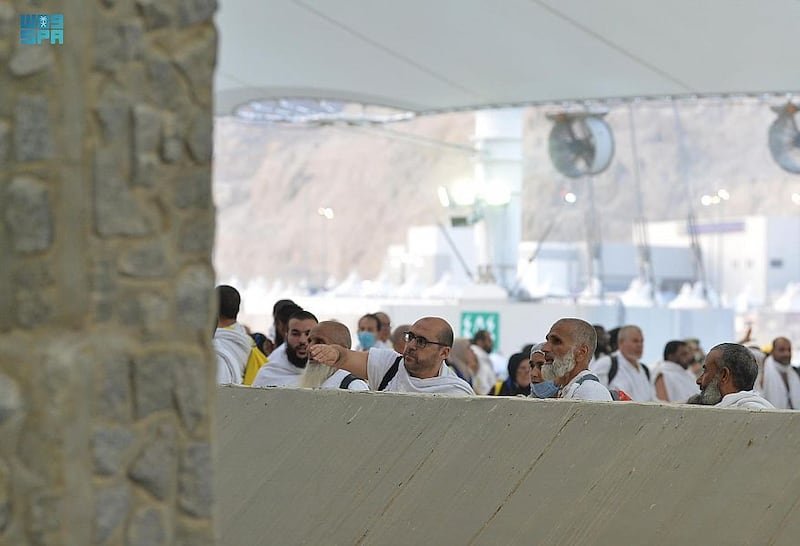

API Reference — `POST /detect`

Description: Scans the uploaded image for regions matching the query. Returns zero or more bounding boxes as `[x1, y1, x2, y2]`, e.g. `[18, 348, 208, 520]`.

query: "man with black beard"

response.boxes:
[695, 343, 774, 409]
[252, 310, 318, 387]
[541, 318, 612, 401]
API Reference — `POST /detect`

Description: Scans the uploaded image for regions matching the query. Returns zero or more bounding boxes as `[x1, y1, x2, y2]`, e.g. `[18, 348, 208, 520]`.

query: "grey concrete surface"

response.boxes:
[217, 387, 800, 545]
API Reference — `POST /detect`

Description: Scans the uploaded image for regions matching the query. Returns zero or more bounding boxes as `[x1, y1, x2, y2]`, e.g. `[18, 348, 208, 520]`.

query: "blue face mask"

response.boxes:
[358, 331, 376, 350]
[530, 380, 559, 399]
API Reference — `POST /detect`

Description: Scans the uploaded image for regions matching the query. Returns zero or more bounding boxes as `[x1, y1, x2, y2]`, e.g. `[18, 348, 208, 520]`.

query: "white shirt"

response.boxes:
[717, 390, 775, 410]
[591, 351, 654, 402]
[470, 345, 496, 395]
[655, 361, 700, 403]
[366, 348, 474, 396]
[213, 323, 252, 385]
[759, 357, 800, 409]
[321, 369, 369, 391]
[251, 343, 304, 387]
[560, 370, 613, 401]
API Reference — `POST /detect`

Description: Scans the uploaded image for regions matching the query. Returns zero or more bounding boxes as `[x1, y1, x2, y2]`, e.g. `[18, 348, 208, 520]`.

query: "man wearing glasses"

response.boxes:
[308, 317, 474, 396]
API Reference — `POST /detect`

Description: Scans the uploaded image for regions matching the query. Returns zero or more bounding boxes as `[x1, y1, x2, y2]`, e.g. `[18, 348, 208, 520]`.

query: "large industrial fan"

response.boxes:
[547, 112, 614, 178]
[768, 102, 800, 174]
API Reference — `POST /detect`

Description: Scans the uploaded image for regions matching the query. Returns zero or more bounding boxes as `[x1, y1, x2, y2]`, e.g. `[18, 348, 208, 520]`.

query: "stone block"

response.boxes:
[4, 176, 53, 253]
[133, 104, 161, 157]
[94, 483, 131, 544]
[14, 95, 54, 161]
[94, 149, 152, 237]
[12, 261, 54, 289]
[147, 57, 184, 111]
[119, 240, 169, 277]
[132, 352, 176, 419]
[178, 216, 214, 254]
[126, 506, 167, 546]
[95, 20, 144, 72]
[91, 426, 136, 476]
[178, 443, 212, 518]
[161, 113, 183, 163]
[174, 169, 210, 209]
[9, 46, 53, 76]
[177, 0, 217, 27]
[95, 96, 130, 142]
[187, 111, 213, 163]
[93, 353, 132, 424]
[128, 423, 177, 501]
[0, 372, 22, 427]
[28, 491, 60, 546]
[175, 266, 214, 331]
[174, 356, 208, 437]
[118, 291, 171, 338]
[16, 288, 53, 328]
[133, 154, 159, 187]
[137, 0, 176, 30]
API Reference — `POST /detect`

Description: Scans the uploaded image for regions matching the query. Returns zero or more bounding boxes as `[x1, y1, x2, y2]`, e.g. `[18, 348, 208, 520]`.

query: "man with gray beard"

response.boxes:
[541, 318, 612, 401]
[302, 321, 369, 391]
[696, 343, 774, 409]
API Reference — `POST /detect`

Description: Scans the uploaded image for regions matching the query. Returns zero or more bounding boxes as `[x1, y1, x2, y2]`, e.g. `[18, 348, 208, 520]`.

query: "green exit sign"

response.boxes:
[460, 311, 500, 350]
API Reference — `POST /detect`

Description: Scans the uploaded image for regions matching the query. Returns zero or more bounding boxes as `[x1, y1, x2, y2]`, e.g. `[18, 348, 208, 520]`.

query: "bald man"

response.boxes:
[309, 316, 474, 396]
[590, 325, 654, 401]
[301, 321, 369, 391]
[760, 337, 798, 409]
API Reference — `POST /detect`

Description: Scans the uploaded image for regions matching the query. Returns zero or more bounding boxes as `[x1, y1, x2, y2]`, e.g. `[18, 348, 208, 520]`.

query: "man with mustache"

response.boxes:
[541, 318, 612, 401]
[696, 343, 774, 409]
[308, 316, 474, 396]
[252, 310, 318, 387]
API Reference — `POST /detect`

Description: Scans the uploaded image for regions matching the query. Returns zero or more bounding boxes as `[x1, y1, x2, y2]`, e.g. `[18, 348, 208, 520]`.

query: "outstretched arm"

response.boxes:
[308, 344, 369, 380]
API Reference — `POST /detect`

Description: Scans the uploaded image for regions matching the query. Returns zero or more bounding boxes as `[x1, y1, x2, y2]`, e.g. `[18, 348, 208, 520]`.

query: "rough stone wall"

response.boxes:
[0, 1, 217, 544]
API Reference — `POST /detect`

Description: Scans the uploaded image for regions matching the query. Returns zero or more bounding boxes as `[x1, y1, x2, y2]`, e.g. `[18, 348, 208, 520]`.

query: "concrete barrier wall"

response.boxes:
[217, 387, 800, 545]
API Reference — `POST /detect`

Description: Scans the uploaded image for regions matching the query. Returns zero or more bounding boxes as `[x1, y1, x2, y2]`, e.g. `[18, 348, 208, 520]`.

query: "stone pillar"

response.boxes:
[0, 1, 218, 544]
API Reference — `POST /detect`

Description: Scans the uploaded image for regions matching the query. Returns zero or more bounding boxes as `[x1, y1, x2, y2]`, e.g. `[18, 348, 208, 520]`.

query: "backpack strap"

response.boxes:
[642, 363, 650, 381]
[339, 373, 359, 390]
[378, 356, 403, 391]
[576, 373, 601, 386]
[608, 355, 618, 384]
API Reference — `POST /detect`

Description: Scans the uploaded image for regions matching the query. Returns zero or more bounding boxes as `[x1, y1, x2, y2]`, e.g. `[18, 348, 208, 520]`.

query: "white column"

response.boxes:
[473, 109, 524, 293]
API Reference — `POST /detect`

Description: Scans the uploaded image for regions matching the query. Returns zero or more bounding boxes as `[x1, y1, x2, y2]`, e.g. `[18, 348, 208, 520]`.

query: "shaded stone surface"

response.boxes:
[119, 240, 169, 277]
[0, 459, 9, 533]
[118, 290, 171, 338]
[177, 0, 217, 27]
[187, 111, 212, 163]
[0, 120, 9, 165]
[178, 216, 214, 254]
[174, 356, 207, 437]
[128, 423, 177, 501]
[132, 352, 176, 419]
[94, 483, 131, 544]
[28, 491, 61, 546]
[175, 266, 213, 330]
[4, 176, 53, 253]
[93, 353, 132, 423]
[174, 169, 210, 209]
[15, 288, 53, 329]
[126, 506, 167, 546]
[178, 443, 212, 518]
[93, 149, 152, 237]
[14, 95, 54, 161]
[92, 426, 136, 476]
[9, 47, 53, 77]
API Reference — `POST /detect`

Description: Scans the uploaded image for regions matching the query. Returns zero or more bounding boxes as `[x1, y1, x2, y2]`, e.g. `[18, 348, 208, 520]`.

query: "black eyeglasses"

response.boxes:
[403, 331, 447, 349]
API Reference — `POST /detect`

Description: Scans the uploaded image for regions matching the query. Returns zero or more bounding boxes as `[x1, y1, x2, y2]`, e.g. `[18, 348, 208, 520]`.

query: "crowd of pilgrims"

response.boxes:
[214, 285, 798, 410]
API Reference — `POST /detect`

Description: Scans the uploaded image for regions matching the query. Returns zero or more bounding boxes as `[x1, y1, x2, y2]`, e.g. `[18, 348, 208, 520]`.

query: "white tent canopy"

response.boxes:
[215, 0, 800, 116]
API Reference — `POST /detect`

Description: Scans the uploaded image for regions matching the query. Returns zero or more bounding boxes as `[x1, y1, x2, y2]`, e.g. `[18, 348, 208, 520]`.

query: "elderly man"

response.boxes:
[309, 317, 474, 396]
[301, 321, 368, 391]
[760, 337, 799, 409]
[591, 325, 653, 401]
[696, 343, 774, 409]
[541, 318, 612, 401]
[252, 310, 318, 387]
